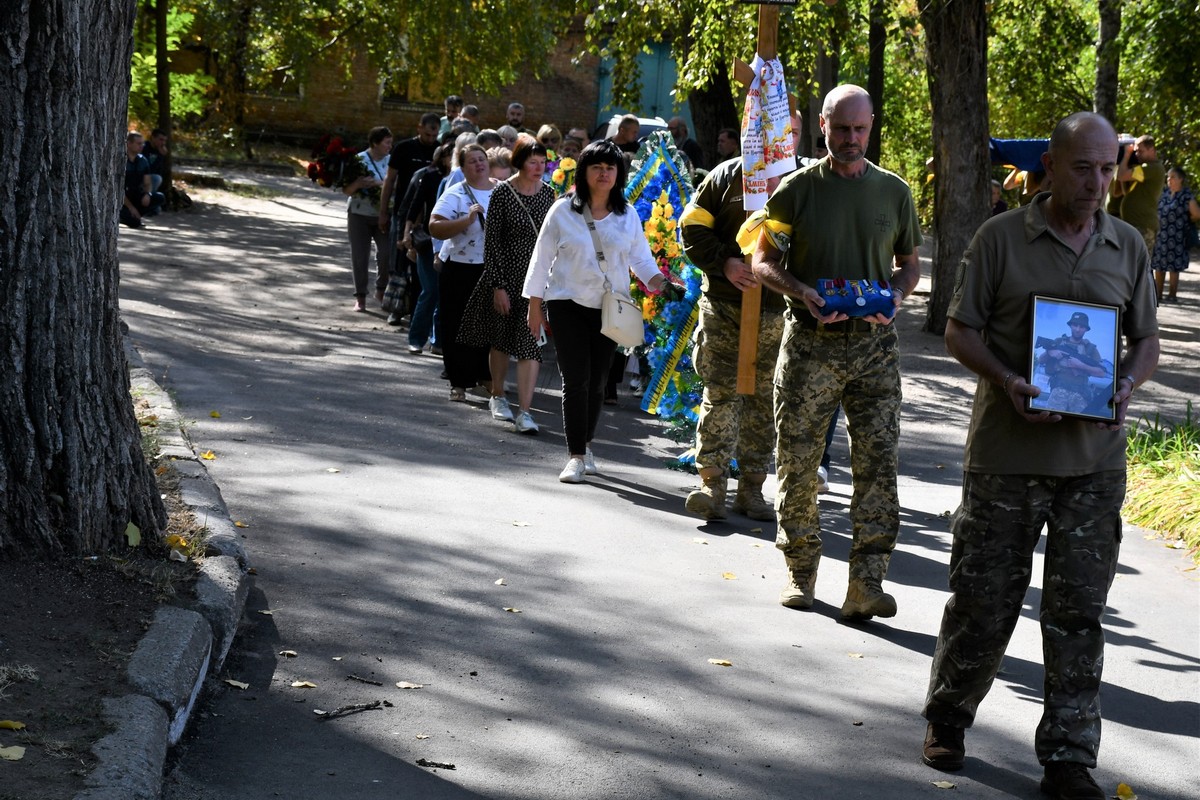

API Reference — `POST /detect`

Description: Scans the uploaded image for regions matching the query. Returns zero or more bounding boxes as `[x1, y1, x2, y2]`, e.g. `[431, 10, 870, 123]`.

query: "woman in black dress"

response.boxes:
[459, 135, 556, 433]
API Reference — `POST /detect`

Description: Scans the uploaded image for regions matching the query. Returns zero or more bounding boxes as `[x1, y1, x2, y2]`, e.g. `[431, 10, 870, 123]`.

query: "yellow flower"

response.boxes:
[552, 169, 565, 184]
[560, 157, 576, 171]
[663, 203, 675, 217]
[664, 219, 676, 233]
[658, 191, 670, 204]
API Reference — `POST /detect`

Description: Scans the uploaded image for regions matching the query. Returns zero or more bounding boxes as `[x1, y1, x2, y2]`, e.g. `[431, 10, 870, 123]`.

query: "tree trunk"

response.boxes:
[155, 0, 172, 193]
[1094, 0, 1122, 124]
[866, 0, 887, 164]
[690, 70, 740, 170]
[920, 0, 990, 335]
[0, 1, 165, 557]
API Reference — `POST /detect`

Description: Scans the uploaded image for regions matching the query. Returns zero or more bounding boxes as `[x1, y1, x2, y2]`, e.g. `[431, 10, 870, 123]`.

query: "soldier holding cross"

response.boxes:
[750, 84, 921, 619]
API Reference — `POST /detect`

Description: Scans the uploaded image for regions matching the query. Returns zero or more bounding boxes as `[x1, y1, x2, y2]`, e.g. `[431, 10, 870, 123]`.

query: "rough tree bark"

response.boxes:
[0, 1, 165, 557]
[920, 0, 991, 335]
[1093, 0, 1122, 125]
[689, 70, 740, 170]
[866, 0, 887, 164]
[155, 0, 172, 193]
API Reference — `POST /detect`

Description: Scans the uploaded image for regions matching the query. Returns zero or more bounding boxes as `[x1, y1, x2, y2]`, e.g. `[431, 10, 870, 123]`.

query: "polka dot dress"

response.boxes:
[459, 180, 557, 361]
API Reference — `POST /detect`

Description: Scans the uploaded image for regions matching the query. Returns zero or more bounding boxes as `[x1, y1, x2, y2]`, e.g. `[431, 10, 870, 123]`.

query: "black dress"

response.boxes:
[458, 180, 556, 361]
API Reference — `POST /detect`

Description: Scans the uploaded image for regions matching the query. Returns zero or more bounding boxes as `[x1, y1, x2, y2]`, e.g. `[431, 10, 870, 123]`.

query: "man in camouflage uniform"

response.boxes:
[922, 112, 1159, 800]
[679, 157, 787, 521]
[1038, 311, 1109, 414]
[750, 85, 921, 618]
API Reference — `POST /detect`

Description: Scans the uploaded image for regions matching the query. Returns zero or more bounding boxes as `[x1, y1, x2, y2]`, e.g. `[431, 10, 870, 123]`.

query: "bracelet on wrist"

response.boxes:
[1001, 372, 1017, 393]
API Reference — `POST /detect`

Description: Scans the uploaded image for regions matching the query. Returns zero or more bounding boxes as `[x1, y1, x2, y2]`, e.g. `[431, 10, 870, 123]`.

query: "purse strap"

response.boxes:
[462, 183, 486, 231]
[505, 180, 541, 237]
[582, 205, 619, 294]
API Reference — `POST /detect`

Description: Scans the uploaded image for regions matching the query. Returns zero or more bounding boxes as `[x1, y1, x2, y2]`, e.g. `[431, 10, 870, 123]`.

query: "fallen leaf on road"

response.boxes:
[0, 721, 25, 730]
[169, 549, 188, 562]
[416, 758, 455, 770]
[279, 650, 298, 658]
[396, 682, 424, 690]
[209, 411, 221, 418]
[848, 653, 864, 659]
[692, 537, 708, 545]
[234, 521, 249, 528]
[503, 607, 521, 613]
[415, 734, 430, 739]
[291, 681, 317, 688]
[200, 450, 216, 460]
[224, 679, 249, 690]
[325, 467, 340, 473]
[708, 658, 733, 667]
[512, 521, 530, 527]
[750, 543, 763, 547]
[332, 656, 342, 661]
[0, 746, 25, 761]
[852, 720, 863, 726]
[930, 780, 956, 789]
[495, 578, 506, 585]
[722, 572, 737, 580]
[258, 609, 273, 616]
[750, 527, 763, 533]
[125, 522, 141, 547]
[155, 465, 169, 475]
[1116, 784, 1138, 800]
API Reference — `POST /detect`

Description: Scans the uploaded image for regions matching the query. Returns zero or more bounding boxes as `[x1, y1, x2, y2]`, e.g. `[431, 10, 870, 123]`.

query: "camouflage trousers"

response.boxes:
[773, 318, 901, 582]
[923, 470, 1125, 766]
[692, 296, 783, 475]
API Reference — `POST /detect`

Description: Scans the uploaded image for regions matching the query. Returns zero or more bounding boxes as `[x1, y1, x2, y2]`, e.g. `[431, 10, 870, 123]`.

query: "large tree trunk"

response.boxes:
[689, 70, 740, 170]
[0, 1, 165, 557]
[1094, 0, 1122, 124]
[866, 0, 887, 164]
[155, 0, 172, 193]
[920, 0, 991, 336]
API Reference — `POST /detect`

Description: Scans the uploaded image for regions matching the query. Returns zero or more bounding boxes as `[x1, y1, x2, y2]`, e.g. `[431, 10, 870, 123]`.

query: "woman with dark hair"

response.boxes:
[399, 142, 454, 348]
[428, 143, 495, 401]
[1151, 165, 1200, 303]
[343, 125, 393, 312]
[523, 140, 671, 482]
[460, 135, 556, 433]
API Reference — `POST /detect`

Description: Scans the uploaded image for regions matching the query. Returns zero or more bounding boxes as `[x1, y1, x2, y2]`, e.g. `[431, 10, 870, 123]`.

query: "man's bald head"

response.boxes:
[821, 85, 873, 119]
[1049, 112, 1117, 157]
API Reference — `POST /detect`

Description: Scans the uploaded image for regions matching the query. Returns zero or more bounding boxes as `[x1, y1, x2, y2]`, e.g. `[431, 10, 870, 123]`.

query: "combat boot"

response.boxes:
[779, 555, 818, 609]
[732, 472, 775, 521]
[685, 467, 727, 520]
[840, 576, 898, 620]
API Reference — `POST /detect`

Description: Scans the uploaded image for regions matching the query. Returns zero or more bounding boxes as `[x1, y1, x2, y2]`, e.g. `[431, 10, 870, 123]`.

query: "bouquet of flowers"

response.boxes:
[306, 134, 374, 202]
[548, 156, 577, 197]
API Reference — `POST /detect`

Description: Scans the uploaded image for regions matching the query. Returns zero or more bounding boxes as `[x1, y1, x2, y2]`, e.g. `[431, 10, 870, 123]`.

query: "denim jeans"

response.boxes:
[409, 246, 439, 347]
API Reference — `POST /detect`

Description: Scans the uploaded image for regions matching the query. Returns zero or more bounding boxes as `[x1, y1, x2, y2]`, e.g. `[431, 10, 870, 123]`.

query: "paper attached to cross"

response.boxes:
[740, 54, 796, 211]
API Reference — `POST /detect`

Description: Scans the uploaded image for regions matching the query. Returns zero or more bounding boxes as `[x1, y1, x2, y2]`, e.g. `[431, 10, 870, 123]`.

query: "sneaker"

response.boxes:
[514, 410, 539, 435]
[922, 722, 965, 772]
[387, 312, 403, 326]
[559, 457, 586, 484]
[840, 577, 898, 620]
[583, 447, 598, 475]
[1040, 762, 1103, 800]
[407, 343, 423, 354]
[489, 396, 514, 422]
[430, 345, 443, 356]
[817, 466, 830, 493]
[449, 388, 466, 402]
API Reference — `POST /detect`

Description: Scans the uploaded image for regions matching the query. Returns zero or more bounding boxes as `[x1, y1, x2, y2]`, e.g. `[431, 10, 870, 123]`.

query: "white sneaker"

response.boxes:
[583, 447, 598, 475]
[489, 395, 514, 422]
[817, 466, 830, 493]
[559, 457, 586, 483]
[514, 410, 539, 435]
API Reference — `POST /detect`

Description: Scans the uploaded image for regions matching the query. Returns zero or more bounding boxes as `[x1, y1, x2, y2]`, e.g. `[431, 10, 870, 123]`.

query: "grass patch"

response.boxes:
[1124, 402, 1199, 563]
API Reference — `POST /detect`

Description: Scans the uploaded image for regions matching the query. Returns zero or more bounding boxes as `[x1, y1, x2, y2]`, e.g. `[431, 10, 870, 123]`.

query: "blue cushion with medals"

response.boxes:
[815, 278, 897, 318]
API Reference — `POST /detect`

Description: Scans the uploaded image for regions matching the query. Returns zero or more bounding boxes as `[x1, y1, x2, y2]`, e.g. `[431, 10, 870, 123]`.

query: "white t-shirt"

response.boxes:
[523, 199, 660, 308]
[347, 150, 390, 217]
[431, 181, 494, 264]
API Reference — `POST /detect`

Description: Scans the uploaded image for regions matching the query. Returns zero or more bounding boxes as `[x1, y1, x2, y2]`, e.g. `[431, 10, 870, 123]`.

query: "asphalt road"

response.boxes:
[117, 172, 1198, 800]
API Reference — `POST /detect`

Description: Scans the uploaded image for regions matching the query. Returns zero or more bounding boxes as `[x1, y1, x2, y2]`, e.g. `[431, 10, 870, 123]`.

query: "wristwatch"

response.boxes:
[1119, 374, 1136, 388]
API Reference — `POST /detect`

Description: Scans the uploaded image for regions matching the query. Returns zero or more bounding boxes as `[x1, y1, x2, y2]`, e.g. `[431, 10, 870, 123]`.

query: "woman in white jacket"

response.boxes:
[524, 141, 670, 483]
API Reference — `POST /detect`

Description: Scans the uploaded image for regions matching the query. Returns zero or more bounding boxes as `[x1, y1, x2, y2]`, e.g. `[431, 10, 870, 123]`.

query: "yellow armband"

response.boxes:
[679, 204, 715, 229]
[735, 211, 792, 255]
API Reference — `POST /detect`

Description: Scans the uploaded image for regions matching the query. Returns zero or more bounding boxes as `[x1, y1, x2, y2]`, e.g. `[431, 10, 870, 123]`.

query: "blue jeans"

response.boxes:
[409, 246, 439, 347]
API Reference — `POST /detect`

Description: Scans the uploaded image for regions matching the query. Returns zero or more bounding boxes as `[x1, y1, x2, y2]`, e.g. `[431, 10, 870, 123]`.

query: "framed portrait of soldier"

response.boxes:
[1026, 295, 1121, 422]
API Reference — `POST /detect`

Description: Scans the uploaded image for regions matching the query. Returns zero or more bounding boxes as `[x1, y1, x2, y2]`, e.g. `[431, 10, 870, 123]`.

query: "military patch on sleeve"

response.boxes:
[952, 257, 967, 295]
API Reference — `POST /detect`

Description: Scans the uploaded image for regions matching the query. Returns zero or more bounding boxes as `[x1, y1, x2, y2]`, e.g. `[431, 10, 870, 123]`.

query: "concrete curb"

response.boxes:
[71, 340, 254, 800]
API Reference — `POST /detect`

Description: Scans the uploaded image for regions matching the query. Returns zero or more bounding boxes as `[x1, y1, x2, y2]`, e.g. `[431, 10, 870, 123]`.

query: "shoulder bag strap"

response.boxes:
[582, 205, 614, 293]
[462, 184, 486, 231]
[505, 180, 541, 237]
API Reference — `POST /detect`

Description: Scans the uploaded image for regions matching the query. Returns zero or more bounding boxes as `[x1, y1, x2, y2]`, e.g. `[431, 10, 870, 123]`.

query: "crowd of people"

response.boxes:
[330, 90, 1164, 800]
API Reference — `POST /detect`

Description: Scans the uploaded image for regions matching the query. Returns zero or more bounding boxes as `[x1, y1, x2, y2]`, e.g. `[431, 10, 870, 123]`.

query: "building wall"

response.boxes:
[242, 31, 600, 145]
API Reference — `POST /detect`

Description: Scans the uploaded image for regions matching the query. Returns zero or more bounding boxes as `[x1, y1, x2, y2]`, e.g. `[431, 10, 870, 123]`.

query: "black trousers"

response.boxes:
[439, 261, 489, 389]
[546, 300, 617, 455]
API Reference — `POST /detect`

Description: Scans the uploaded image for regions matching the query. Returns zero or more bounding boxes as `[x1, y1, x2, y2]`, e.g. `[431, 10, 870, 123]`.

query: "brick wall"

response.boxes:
[244, 32, 600, 147]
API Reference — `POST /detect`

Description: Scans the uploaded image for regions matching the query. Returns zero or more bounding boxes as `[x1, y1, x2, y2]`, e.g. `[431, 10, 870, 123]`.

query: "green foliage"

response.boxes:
[1125, 403, 1200, 561]
[129, 7, 215, 122]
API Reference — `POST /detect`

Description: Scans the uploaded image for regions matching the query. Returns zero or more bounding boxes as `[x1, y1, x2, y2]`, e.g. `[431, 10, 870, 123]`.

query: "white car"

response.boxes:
[591, 114, 669, 143]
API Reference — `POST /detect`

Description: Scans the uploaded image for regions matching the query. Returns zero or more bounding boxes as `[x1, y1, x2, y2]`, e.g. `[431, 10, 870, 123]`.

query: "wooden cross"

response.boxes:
[732, 5, 795, 394]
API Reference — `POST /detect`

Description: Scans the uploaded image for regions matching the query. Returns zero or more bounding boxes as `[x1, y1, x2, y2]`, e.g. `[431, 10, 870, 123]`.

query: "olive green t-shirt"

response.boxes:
[1119, 159, 1166, 232]
[949, 197, 1158, 476]
[764, 159, 922, 311]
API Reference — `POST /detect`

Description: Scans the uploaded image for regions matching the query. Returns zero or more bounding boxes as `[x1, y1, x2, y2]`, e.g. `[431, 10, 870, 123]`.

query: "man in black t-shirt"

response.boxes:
[377, 113, 439, 310]
[121, 131, 164, 228]
[142, 128, 169, 192]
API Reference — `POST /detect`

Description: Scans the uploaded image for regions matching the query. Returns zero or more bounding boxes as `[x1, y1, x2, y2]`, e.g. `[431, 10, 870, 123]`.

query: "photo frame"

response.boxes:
[1026, 295, 1121, 422]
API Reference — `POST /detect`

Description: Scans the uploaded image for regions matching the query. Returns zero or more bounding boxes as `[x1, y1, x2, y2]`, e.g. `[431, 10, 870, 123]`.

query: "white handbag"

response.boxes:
[583, 207, 644, 348]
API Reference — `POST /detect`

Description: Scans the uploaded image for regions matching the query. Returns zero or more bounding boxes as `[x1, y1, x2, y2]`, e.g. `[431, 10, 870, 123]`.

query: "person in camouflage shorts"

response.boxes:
[751, 85, 921, 619]
[680, 157, 787, 521]
[922, 112, 1160, 800]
